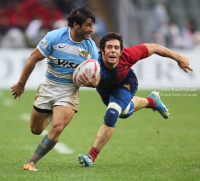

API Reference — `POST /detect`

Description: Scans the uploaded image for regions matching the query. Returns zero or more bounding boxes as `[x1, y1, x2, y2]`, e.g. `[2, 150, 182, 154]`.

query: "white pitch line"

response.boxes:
[41, 130, 74, 154]
[20, 113, 30, 121]
[2, 98, 14, 106]
[20, 113, 74, 154]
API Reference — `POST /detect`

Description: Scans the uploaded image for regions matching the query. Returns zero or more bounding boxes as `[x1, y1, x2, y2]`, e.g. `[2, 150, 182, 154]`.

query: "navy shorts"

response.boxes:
[96, 70, 138, 112]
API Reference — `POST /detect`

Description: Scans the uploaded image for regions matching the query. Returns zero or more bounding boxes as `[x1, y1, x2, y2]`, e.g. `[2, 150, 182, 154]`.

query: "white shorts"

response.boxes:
[34, 77, 80, 112]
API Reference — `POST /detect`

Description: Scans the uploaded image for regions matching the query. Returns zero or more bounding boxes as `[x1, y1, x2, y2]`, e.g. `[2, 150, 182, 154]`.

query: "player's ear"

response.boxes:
[74, 22, 79, 29]
[101, 49, 105, 55]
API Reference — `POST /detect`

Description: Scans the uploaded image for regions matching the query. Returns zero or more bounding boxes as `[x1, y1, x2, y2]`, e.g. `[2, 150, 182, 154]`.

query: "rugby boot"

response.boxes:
[77, 154, 92, 167]
[22, 162, 37, 171]
[149, 91, 169, 119]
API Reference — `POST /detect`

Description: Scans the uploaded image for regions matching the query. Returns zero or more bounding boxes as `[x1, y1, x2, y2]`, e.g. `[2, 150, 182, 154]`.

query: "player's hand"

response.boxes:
[11, 83, 25, 99]
[78, 73, 98, 88]
[178, 56, 193, 73]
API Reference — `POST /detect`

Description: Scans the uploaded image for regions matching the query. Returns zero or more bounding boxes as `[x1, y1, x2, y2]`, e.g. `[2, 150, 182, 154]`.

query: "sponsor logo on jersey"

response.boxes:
[59, 45, 66, 48]
[123, 84, 130, 90]
[79, 50, 90, 58]
[41, 39, 48, 49]
[58, 59, 79, 69]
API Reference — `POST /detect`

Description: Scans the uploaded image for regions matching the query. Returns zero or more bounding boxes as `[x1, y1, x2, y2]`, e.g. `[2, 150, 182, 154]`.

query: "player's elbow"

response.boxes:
[145, 43, 161, 56]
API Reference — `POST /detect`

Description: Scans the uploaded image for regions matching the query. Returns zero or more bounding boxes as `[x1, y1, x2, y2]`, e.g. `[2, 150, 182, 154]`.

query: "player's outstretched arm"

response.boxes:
[144, 44, 194, 73]
[11, 48, 45, 99]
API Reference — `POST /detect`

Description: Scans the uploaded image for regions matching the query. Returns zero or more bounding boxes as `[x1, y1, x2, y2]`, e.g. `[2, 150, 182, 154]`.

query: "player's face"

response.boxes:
[102, 39, 122, 68]
[75, 18, 94, 40]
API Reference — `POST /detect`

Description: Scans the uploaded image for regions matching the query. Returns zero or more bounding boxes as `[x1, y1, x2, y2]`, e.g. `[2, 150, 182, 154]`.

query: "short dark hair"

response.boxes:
[99, 32, 124, 52]
[67, 6, 95, 28]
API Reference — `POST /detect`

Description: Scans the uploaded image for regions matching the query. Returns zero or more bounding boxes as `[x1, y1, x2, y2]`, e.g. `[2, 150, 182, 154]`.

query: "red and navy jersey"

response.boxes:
[97, 44, 149, 89]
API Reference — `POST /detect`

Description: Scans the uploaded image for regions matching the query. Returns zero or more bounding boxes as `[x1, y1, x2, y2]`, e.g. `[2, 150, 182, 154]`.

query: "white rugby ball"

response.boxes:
[73, 59, 100, 86]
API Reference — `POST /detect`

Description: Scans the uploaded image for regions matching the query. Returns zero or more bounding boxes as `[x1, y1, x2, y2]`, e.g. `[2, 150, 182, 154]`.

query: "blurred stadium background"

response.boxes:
[1, 0, 200, 48]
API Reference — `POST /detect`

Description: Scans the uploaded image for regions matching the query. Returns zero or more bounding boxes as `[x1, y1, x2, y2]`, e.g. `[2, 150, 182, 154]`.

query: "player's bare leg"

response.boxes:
[132, 93, 169, 119]
[93, 124, 114, 151]
[131, 96, 148, 112]
[23, 106, 75, 171]
[77, 124, 114, 167]
[30, 108, 52, 135]
[48, 106, 75, 141]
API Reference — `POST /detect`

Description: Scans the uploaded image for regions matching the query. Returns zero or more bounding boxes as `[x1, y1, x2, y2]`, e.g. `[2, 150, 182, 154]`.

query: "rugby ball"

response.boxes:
[73, 59, 100, 86]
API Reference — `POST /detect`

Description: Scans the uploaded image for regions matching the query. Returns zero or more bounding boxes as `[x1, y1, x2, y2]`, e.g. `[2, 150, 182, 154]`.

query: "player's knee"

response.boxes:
[30, 126, 43, 135]
[104, 102, 121, 127]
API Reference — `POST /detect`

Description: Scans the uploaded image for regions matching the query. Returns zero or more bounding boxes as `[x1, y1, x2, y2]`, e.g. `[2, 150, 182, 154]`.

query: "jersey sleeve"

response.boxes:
[37, 32, 54, 57]
[122, 44, 149, 65]
[90, 40, 99, 61]
[97, 53, 104, 77]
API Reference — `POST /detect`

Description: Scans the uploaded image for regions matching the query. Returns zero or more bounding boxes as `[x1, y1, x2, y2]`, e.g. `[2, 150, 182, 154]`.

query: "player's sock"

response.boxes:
[146, 97, 156, 109]
[87, 147, 100, 162]
[26, 134, 57, 164]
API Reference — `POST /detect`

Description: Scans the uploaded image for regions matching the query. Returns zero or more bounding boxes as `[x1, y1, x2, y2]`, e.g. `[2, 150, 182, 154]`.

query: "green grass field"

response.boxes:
[0, 89, 200, 181]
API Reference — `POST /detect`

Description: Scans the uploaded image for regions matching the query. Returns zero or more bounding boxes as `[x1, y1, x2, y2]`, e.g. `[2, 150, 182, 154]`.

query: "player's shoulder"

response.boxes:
[44, 27, 69, 46]
[122, 46, 136, 53]
[121, 47, 132, 58]
[123, 44, 147, 51]
[85, 37, 96, 47]
[84, 37, 98, 54]
[119, 46, 138, 63]
[122, 45, 147, 55]
[46, 27, 69, 39]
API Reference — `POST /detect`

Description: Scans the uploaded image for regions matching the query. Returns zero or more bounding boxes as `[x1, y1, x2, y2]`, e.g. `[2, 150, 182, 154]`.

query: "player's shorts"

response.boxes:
[96, 70, 138, 112]
[34, 77, 79, 113]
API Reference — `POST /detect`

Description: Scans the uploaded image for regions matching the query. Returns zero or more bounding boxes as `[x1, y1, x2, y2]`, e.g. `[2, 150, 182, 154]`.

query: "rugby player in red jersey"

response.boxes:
[77, 32, 193, 167]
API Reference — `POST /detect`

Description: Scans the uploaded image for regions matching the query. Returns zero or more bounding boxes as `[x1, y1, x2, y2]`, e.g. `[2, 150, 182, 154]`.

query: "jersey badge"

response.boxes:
[80, 50, 90, 58]
[34, 94, 39, 100]
[123, 84, 130, 90]
[124, 65, 129, 69]
[41, 39, 48, 49]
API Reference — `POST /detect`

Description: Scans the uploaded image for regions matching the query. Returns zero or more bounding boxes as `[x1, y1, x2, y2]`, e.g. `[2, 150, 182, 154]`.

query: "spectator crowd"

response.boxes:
[147, 3, 200, 49]
[1, 0, 199, 49]
[0, 0, 107, 49]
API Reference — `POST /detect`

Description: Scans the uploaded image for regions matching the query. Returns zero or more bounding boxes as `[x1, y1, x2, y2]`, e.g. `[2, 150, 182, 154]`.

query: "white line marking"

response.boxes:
[41, 130, 74, 154]
[20, 113, 30, 121]
[2, 98, 14, 106]
[20, 113, 74, 154]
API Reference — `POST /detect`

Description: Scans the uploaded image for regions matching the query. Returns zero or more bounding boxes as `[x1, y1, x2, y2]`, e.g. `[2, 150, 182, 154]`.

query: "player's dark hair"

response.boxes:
[67, 6, 95, 28]
[99, 32, 124, 52]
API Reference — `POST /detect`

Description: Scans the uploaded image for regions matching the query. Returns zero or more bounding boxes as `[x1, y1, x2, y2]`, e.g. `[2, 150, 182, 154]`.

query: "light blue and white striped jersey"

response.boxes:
[37, 27, 98, 84]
